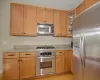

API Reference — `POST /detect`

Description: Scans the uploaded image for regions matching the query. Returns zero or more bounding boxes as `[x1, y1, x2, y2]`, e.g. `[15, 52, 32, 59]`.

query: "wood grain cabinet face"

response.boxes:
[65, 50, 73, 72]
[3, 53, 19, 80]
[60, 11, 68, 36]
[10, 3, 24, 35]
[3, 52, 36, 80]
[19, 52, 36, 78]
[24, 5, 37, 36]
[56, 51, 65, 73]
[37, 7, 54, 24]
[20, 57, 36, 78]
[85, 0, 99, 9]
[54, 10, 68, 37]
[76, 2, 85, 16]
[10, 3, 37, 36]
[37, 7, 45, 24]
[45, 8, 54, 24]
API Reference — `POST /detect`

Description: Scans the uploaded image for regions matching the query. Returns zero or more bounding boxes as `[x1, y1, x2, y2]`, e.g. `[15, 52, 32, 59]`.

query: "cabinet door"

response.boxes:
[24, 5, 37, 36]
[37, 7, 45, 24]
[54, 10, 62, 36]
[60, 11, 68, 36]
[54, 10, 67, 37]
[76, 1, 85, 16]
[20, 57, 36, 79]
[3, 59, 19, 80]
[69, 50, 73, 72]
[65, 50, 73, 72]
[10, 3, 24, 35]
[56, 55, 65, 73]
[85, 0, 99, 9]
[45, 8, 54, 24]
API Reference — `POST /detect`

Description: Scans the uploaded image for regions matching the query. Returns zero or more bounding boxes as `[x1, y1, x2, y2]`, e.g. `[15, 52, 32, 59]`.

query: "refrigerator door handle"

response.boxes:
[81, 33, 86, 68]
[79, 36, 83, 67]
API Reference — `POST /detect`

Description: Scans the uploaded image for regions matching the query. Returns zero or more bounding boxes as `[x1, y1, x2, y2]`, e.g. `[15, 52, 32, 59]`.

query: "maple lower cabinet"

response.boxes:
[10, 3, 24, 36]
[3, 52, 36, 80]
[10, 3, 37, 36]
[54, 10, 68, 37]
[37, 7, 54, 24]
[3, 53, 19, 80]
[20, 52, 36, 79]
[56, 51, 65, 73]
[65, 50, 73, 72]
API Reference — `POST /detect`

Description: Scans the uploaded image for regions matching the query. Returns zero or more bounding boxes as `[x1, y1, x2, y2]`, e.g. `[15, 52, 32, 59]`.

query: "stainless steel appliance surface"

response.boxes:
[37, 24, 54, 35]
[36, 46, 56, 76]
[73, 2, 100, 80]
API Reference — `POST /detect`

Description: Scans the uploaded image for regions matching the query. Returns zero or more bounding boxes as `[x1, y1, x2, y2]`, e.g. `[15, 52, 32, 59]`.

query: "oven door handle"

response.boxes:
[38, 56, 55, 59]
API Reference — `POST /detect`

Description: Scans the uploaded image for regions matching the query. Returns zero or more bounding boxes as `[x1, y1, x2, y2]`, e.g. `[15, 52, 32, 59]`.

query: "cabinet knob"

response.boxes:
[44, 21, 47, 23]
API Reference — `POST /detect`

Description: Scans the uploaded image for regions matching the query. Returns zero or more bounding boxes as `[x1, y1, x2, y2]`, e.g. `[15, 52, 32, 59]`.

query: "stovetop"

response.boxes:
[36, 46, 55, 50]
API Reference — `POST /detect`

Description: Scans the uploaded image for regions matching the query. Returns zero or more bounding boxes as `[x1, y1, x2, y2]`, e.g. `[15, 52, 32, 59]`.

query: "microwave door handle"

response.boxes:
[49, 27, 51, 33]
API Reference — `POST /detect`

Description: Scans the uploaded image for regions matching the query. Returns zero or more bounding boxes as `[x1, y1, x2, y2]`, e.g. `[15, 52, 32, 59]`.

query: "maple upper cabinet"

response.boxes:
[37, 7, 45, 24]
[76, 1, 85, 16]
[45, 8, 54, 24]
[54, 10, 68, 37]
[85, 0, 99, 9]
[76, 0, 99, 16]
[56, 51, 65, 73]
[10, 3, 24, 35]
[37, 7, 54, 24]
[10, 3, 37, 36]
[3, 53, 19, 80]
[24, 5, 37, 36]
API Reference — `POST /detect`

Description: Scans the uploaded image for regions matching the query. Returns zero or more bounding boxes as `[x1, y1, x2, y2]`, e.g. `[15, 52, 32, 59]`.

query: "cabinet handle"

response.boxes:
[8, 54, 14, 56]
[18, 60, 22, 62]
[25, 54, 30, 55]
[59, 52, 63, 53]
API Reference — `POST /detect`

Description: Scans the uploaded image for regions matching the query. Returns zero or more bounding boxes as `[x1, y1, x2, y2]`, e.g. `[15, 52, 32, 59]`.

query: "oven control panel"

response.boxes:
[40, 52, 52, 55]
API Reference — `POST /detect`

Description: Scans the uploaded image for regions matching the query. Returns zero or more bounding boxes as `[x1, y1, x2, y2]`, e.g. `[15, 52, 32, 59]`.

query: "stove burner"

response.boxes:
[36, 46, 55, 49]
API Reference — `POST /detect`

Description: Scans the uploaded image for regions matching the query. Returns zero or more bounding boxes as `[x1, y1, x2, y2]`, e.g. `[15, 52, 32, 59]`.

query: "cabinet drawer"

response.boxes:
[56, 51, 65, 55]
[20, 52, 35, 58]
[3, 52, 19, 59]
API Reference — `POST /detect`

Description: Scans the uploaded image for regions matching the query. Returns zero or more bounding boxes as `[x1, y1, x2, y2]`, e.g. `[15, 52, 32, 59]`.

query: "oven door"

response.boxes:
[36, 56, 55, 76]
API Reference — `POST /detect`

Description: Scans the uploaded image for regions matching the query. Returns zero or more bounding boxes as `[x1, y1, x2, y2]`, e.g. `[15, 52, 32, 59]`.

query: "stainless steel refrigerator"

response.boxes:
[73, 1, 100, 80]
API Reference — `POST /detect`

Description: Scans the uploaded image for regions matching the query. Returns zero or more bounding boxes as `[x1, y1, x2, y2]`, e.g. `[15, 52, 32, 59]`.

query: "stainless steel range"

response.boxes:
[36, 46, 56, 76]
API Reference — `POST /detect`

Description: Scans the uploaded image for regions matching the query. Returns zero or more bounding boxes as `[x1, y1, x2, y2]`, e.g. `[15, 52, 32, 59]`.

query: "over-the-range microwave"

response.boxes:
[37, 23, 54, 35]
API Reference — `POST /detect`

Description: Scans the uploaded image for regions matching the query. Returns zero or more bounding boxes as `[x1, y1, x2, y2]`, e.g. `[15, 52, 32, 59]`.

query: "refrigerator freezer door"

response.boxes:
[73, 31, 83, 80]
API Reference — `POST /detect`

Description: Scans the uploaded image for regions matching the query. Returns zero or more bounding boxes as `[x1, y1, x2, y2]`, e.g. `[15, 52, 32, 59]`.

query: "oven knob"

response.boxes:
[40, 53, 43, 55]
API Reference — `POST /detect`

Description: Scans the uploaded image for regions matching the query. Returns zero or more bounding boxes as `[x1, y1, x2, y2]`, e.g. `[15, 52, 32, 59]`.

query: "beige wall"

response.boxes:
[0, 0, 73, 73]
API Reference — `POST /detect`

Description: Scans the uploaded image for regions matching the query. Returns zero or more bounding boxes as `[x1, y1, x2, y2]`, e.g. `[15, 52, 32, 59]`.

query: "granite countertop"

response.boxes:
[3, 45, 73, 52]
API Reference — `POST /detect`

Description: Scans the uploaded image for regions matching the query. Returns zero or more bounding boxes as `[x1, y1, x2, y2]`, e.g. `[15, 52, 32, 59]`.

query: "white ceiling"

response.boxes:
[11, 0, 84, 10]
